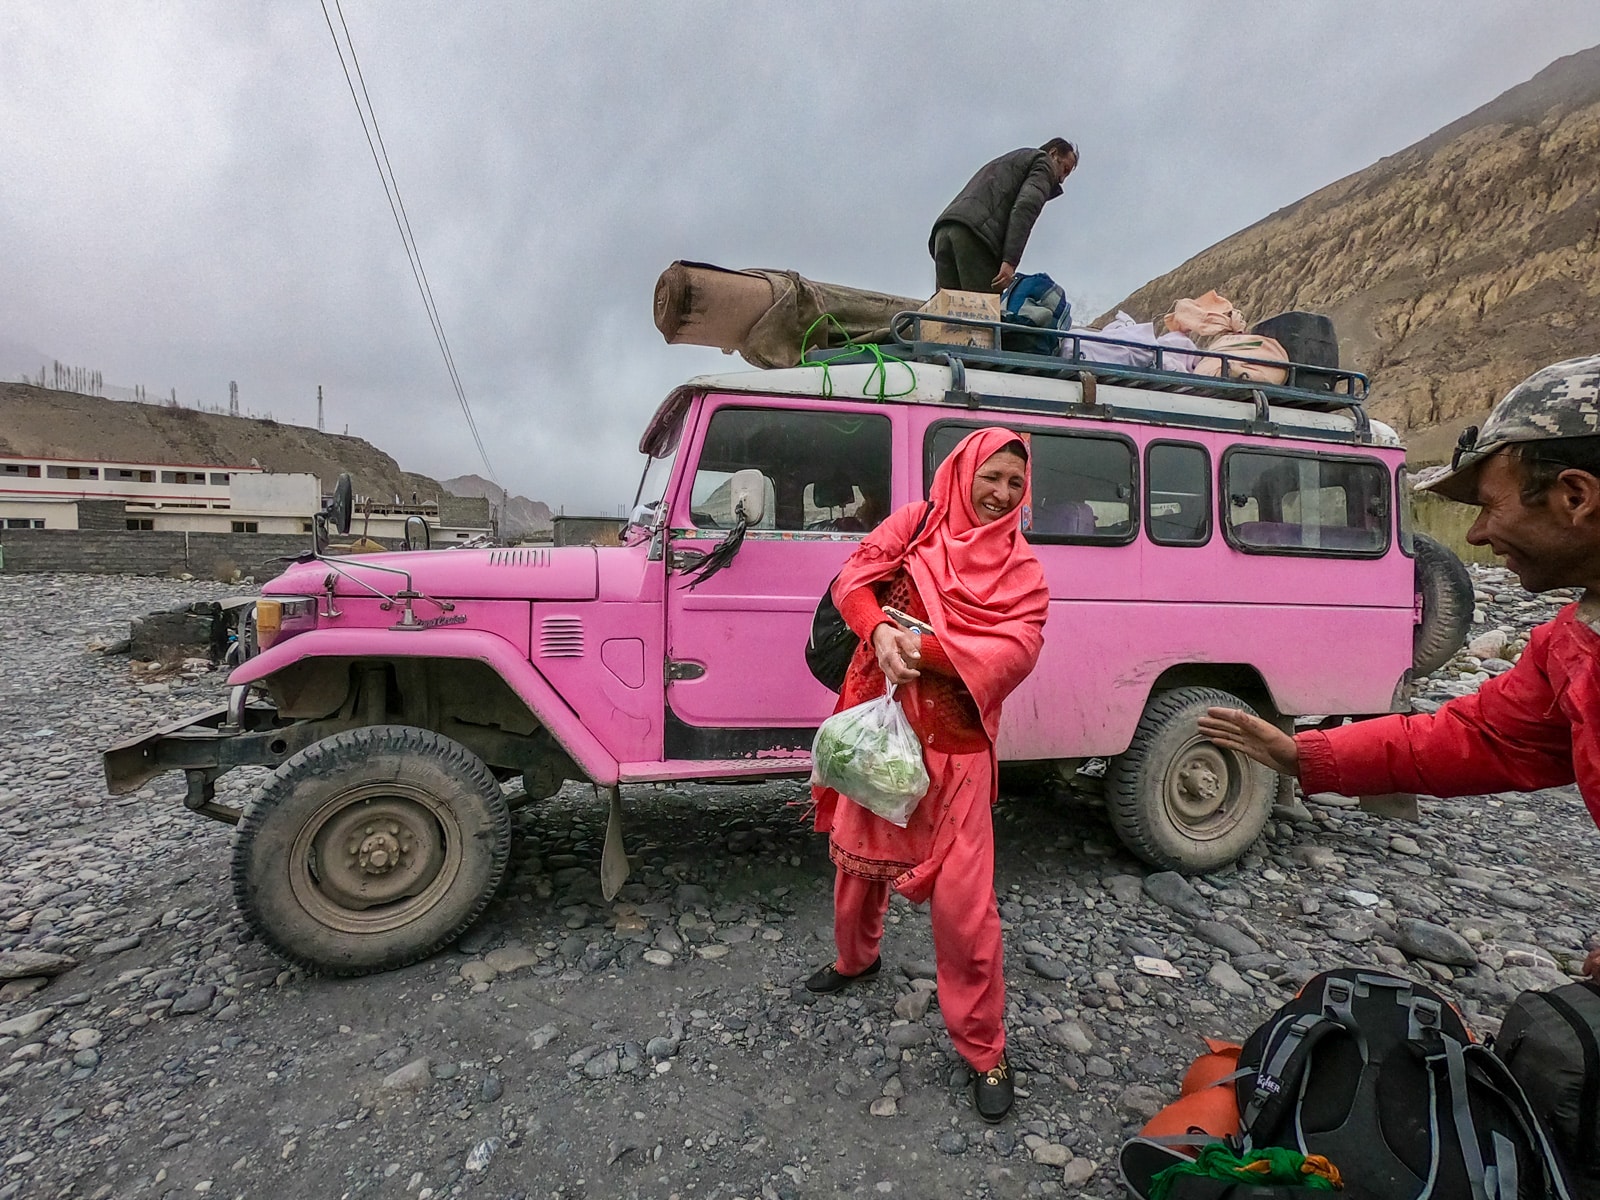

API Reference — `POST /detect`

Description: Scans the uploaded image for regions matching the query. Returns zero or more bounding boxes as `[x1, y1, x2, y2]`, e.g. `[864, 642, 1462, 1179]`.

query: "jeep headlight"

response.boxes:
[254, 596, 318, 651]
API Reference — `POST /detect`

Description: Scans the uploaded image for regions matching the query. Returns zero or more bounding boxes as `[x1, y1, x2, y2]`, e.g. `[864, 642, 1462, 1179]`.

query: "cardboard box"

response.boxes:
[917, 289, 1001, 348]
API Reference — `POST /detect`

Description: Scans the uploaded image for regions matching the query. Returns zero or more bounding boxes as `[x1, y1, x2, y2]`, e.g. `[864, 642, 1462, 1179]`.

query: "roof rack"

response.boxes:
[802, 310, 1370, 417]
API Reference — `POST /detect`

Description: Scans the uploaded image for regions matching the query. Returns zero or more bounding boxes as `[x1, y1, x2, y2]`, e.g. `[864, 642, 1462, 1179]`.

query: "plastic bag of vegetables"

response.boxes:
[810, 687, 930, 827]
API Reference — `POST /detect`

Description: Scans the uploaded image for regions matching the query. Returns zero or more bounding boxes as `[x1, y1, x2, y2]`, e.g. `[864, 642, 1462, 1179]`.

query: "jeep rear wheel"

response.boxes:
[233, 726, 511, 976]
[1105, 686, 1273, 872]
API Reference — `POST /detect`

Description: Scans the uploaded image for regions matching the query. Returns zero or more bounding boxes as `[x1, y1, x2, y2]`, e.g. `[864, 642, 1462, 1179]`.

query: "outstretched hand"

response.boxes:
[1584, 949, 1600, 981]
[1197, 707, 1301, 776]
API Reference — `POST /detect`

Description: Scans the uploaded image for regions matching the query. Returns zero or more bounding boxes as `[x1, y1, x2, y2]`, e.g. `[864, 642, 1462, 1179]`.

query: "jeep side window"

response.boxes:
[927, 424, 1136, 542]
[1146, 441, 1211, 546]
[1396, 465, 1415, 557]
[687, 406, 892, 532]
[1224, 450, 1389, 555]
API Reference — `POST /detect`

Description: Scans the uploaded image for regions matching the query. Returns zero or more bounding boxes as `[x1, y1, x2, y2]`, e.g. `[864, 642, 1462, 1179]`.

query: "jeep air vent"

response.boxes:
[489, 549, 551, 567]
[539, 616, 584, 658]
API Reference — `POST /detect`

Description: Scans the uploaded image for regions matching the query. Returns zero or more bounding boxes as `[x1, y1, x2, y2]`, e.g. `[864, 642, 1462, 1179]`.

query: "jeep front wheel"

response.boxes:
[1105, 686, 1273, 872]
[233, 726, 511, 976]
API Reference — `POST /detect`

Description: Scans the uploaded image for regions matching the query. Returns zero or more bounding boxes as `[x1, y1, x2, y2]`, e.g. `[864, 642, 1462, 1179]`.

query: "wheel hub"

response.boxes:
[1165, 743, 1235, 825]
[294, 793, 454, 926]
[353, 824, 408, 875]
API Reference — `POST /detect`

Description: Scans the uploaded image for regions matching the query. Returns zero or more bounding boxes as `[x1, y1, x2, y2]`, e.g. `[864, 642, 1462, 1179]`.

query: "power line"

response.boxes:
[318, 0, 498, 487]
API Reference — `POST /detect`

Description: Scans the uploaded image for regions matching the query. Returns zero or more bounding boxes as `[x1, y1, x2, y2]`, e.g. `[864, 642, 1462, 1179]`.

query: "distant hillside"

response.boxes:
[1109, 44, 1600, 464]
[0, 382, 441, 501]
[443, 474, 553, 541]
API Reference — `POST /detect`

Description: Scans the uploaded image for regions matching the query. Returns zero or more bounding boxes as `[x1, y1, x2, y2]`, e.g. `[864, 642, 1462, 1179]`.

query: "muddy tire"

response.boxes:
[232, 725, 511, 977]
[1105, 687, 1274, 872]
[1412, 533, 1474, 676]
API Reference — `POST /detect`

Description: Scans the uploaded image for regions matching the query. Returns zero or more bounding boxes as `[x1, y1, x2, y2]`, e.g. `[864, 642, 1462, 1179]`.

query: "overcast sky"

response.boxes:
[4, 3, 1600, 512]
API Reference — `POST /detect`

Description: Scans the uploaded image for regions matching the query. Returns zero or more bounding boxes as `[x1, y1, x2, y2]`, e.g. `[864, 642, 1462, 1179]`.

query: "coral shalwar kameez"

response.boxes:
[811, 428, 1048, 1073]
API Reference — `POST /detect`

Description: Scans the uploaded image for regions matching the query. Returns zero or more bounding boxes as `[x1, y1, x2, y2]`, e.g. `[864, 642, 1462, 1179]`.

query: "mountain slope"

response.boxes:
[0, 382, 441, 501]
[1109, 44, 1600, 463]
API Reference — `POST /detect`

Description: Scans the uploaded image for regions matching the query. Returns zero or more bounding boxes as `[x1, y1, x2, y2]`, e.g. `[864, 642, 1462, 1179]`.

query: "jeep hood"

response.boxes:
[265, 546, 599, 601]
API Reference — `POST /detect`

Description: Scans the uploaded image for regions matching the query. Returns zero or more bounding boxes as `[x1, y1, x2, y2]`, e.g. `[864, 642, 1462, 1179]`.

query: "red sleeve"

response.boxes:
[835, 590, 962, 679]
[1296, 624, 1576, 798]
[912, 633, 960, 678]
[837, 587, 891, 642]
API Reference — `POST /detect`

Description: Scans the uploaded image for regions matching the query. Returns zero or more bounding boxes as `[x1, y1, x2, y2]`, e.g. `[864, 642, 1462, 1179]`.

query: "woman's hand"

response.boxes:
[872, 623, 922, 685]
[1584, 948, 1600, 981]
[1197, 707, 1301, 776]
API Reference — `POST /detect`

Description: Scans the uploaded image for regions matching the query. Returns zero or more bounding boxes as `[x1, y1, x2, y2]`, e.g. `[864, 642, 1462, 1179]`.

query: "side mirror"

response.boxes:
[404, 515, 432, 551]
[729, 468, 767, 527]
[327, 474, 354, 536]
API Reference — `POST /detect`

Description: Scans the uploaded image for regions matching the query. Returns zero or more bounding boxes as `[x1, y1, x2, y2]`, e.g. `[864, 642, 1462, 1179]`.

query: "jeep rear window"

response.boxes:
[688, 406, 891, 533]
[1146, 441, 1211, 546]
[1223, 450, 1390, 556]
[927, 423, 1136, 543]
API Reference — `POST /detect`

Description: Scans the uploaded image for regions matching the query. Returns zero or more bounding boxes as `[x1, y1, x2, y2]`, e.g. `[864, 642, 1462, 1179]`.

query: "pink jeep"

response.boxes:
[104, 333, 1471, 975]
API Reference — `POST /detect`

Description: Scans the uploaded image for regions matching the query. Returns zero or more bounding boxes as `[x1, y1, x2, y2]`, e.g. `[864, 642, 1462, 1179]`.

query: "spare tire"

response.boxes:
[1412, 533, 1474, 676]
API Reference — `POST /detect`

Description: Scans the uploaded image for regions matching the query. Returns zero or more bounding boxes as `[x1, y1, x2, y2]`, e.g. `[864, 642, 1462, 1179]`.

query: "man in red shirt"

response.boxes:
[1198, 354, 1600, 977]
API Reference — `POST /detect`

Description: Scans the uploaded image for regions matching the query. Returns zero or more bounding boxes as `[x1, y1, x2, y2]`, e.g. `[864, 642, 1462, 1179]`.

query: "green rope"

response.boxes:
[799, 313, 917, 402]
[1148, 1145, 1341, 1200]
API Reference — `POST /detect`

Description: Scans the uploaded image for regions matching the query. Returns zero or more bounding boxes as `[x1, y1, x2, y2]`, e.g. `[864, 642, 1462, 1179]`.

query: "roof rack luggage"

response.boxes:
[802, 310, 1370, 418]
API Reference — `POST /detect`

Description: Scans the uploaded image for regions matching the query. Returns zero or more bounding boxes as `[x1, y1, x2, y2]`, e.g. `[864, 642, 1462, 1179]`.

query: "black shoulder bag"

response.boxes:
[804, 502, 932, 693]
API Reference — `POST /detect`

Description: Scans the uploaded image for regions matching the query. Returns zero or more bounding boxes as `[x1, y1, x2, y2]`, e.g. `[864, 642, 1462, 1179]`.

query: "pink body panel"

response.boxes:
[244, 391, 1415, 782]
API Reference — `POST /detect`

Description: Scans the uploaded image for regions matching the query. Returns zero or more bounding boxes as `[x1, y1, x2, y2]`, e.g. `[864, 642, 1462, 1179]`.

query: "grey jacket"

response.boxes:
[929, 148, 1063, 267]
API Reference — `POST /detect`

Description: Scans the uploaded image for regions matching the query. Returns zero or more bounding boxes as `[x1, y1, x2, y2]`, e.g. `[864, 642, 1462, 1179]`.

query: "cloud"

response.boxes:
[3, 1, 1599, 509]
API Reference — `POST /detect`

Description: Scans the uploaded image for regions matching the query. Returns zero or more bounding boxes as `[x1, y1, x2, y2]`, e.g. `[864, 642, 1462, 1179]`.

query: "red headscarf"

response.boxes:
[832, 426, 1048, 739]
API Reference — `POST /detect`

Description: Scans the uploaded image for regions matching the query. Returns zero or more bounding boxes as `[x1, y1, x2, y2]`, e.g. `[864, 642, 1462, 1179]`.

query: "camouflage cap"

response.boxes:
[1419, 353, 1600, 502]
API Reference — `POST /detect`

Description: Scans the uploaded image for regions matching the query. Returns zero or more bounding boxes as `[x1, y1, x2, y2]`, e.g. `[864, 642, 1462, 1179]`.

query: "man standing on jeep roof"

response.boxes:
[930, 139, 1078, 294]
[1200, 355, 1600, 980]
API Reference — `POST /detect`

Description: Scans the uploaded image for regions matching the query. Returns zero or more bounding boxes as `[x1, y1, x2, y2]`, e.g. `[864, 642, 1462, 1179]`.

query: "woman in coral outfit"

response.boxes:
[807, 426, 1048, 1123]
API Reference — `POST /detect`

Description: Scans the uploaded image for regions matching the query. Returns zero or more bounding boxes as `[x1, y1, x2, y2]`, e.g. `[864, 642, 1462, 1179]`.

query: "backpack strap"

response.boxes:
[1464, 1043, 1577, 1200]
[1441, 1037, 1490, 1200]
[1240, 1013, 1346, 1139]
[1488, 1132, 1518, 1200]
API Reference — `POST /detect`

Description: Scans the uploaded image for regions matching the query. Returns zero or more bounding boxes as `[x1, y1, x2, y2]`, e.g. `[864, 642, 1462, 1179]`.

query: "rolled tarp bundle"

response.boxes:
[653, 261, 923, 369]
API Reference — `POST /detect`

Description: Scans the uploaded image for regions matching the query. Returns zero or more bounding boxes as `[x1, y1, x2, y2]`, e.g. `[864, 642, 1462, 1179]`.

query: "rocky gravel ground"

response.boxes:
[1, 568, 1597, 1200]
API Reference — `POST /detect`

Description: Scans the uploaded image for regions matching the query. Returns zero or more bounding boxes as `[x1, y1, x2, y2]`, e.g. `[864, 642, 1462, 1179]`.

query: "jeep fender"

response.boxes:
[228, 627, 622, 786]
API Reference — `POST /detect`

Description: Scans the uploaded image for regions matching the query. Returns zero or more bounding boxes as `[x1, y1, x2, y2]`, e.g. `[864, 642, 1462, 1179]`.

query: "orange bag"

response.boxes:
[1194, 333, 1289, 385]
[1162, 291, 1245, 343]
[1139, 1037, 1244, 1139]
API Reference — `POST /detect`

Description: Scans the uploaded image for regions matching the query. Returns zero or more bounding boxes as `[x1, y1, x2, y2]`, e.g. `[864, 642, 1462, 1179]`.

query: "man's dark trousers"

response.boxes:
[931, 222, 1002, 293]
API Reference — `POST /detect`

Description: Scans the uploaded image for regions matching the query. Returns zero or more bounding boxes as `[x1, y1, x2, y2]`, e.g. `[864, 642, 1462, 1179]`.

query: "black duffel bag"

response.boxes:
[1494, 979, 1600, 1199]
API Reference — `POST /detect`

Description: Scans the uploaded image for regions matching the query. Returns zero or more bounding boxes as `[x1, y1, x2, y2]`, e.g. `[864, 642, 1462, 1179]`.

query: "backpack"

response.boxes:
[805, 502, 931, 692]
[1493, 981, 1600, 1198]
[999, 272, 1072, 355]
[1122, 969, 1574, 1200]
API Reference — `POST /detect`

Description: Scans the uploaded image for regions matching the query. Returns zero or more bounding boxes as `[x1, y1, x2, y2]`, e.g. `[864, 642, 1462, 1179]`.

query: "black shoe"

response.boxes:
[973, 1054, 1014, 1123]
[804, 956, 881, 994]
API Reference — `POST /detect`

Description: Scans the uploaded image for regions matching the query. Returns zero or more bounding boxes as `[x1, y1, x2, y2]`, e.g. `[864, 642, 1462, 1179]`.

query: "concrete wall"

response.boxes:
[437, 494, 491, 530]
[0, 529, 310, 581]
[77, 499, 129, 530]
[552, 516, 624, 547]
